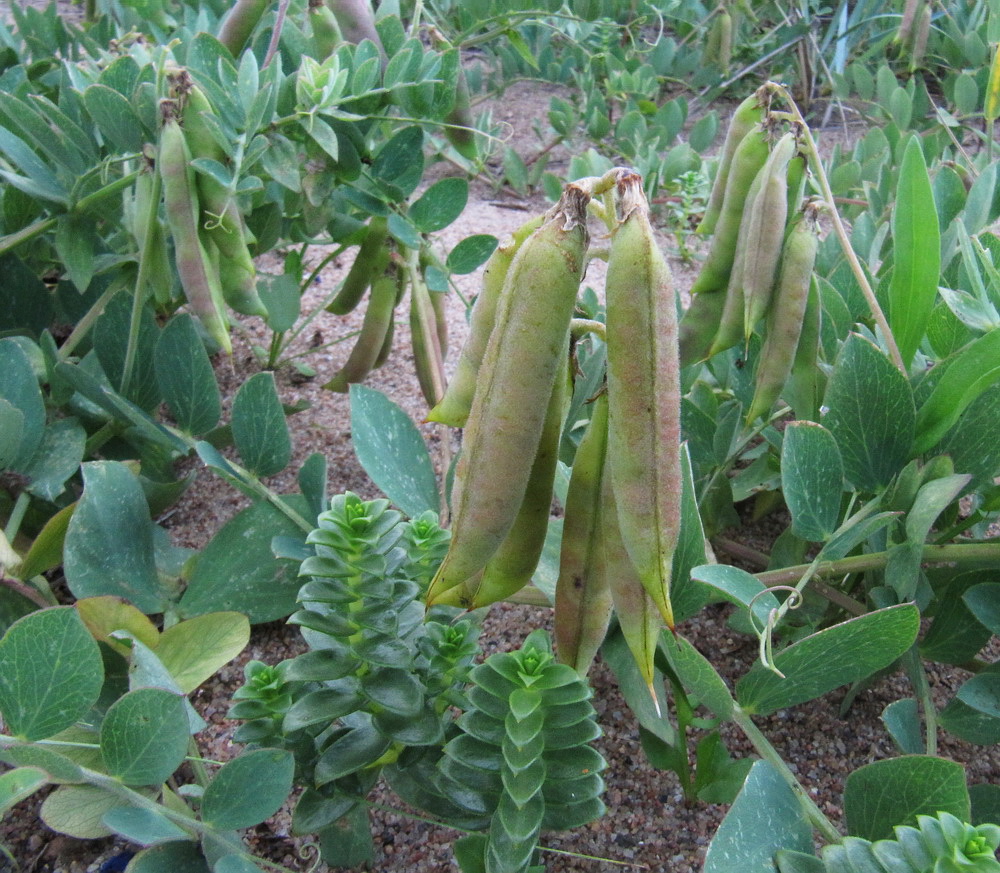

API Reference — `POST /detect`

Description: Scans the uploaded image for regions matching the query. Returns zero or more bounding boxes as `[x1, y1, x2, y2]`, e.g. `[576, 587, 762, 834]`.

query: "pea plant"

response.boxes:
[2, 0, 1000, 871]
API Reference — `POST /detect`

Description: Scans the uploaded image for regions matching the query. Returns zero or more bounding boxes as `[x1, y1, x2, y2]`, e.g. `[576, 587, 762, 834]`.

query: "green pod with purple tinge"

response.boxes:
[425, 187, 589, 607]
[605, 172, 681, 629]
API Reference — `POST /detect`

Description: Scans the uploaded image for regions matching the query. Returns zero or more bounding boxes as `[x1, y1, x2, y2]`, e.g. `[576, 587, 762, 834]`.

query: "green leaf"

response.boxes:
[881, 698, 923, 754]
[940, 665, 1000, 745]
[781, 422, 844, 542]
[0, 745, 84, 784]
[155, 314, 222, 437]
[775, 849, 825, 873]
[156, 613, 250, 694]
[703, 760, 814, 873]
[0, 337, 45, 471]
[231, 372, 292, 477]
[283, 683, 363, 731]
[201, 748, 294, 830]
[102, 806, 189, 845]
[318, 805, 375, 869]
[125, 841, 211, 873]
[844, 756, 969, 841]
[822, 333, 915, 491]
[387, 211, 421, 248]
[913, 328, 1000, 456]
[41, 785, 121, 838]
[54, 212, 96, 293]
[955, 672, 1000, 719]
[0, 607, 103, 740]
[21, 418, 86, 502]
[690, 564, 781, 630]
[178, 497, 311, 623]
[660, 632, 735, 720]
[600, 627, 672, 743]
[970, 784, 1000, 827]
[83, 84, 145, 152]
[888, 136, 940, 366]
[100, 688, 190, 786]
[257, 273, 301, 334]
[371, 125, 424, 200]
[349, 385, 438, 517]
[410, 177, 468, 232]
[938, 387, 1000, 492]
[362, 667, 424, 717]
[64, 461, 165, 614]
[314, 724, 392, 785]
[0, 767, 47, 816]
[447, 235, 498, 274]
[94, 294, 162, 413]
[737, 605, 920, 715]
[921, 571, 995, 664]
[964, 583, 1000, 635]
[0, 253, 53, 337]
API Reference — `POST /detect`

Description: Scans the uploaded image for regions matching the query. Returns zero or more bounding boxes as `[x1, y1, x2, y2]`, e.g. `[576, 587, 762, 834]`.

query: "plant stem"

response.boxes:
[57, 279, 126, 362]
[753, 541, 1000, 588]
[902, 645, 938, 756]
[771, 83, 906, 374]
[3, 492, 30, 542]
[729, 704, 843, 844]
[0, 575, 53, 610]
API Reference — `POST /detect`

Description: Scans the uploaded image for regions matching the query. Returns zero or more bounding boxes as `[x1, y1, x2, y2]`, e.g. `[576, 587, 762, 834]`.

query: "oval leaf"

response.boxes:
[201, 748, 294, 830]
[100, 688, 190, 786]
[781, 421, 844, 542]
[231, 372, 292, 477]
[155, 314, 222, 437]
[64, 461, 165, 613]
[349, 385, 438, 518]
[0, 607, 104, 740]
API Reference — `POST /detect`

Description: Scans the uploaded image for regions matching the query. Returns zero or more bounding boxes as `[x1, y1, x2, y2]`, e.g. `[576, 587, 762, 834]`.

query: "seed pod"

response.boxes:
[690, 122, 769, 296]
[909, 4, 931, 71]
[181, 83, 267, 317]
[425, 187, 589, 606]
[129, 168, 174, 307]
[741, 132, 797, 338]
[428, 214, 544, 427]
[785, 151, 807, 219]
[745, 206, 819, 424]
[327, 0, 386, 65]
[987, 43, 1000, 124]
[309, 0, 342, 60]
[716, 10, 733, 73]
[409, 270, 446, 408]
[159, 114, 232, 355]
[783, 273, 822, 420]
[327, 216, 390, 315]
[679, 288, 727, 367]
[701, 14, 722, 69]
[602, 469, 661, 710]
[697, 87, 770, 235]
[455, 346, 570, 610]
[217, 0, 271, 56]
[554, 391, 614, 676]
[896, 0, 920, 47]
[605, 172, 680, 629]
[323, 273, 398, 392]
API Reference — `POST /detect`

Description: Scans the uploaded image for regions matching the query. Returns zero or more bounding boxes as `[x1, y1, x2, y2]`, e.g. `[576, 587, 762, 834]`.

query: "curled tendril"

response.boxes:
[298, 841, 322, 873]
[747, 586, 804, 677]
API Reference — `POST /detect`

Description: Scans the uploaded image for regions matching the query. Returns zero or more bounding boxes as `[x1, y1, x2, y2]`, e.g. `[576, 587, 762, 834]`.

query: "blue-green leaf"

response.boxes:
[231, 372, 292, 477]
[781, 422, 844, 542]
[887, 135, 940, 366]
[349, 385, 438, 517]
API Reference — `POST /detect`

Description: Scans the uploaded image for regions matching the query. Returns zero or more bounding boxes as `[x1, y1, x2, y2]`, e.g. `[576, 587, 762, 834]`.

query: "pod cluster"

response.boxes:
[427, 173, 684, 696]
[680, 87, 822, 425]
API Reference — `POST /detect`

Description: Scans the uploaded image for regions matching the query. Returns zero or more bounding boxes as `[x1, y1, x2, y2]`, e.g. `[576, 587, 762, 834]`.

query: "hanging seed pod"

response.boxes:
[451, 346, 570, 610]
[741, 131, 797, 339]
[323, 273, 398, 392]
[690, 122, 769, 296]
[605, 172, 681, 629]
[745, 204, 820, 424]
[159, 111, 231, 354]
[217, 0, 271, 56]
[409, 270, 447, 408]
[309, 0, 342, 60]
[697, 86, 771, 235]
[425, 187, 589, 606]
[428, 214, 545, 427]
[602, 470, 662, 711]
[327, 216, 391, 315]
[554, 391, 614, 676]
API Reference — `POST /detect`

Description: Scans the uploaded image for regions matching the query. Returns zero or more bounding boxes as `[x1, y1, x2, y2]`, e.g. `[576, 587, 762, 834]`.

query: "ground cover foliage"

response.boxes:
[1, 0, 1000, 870]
